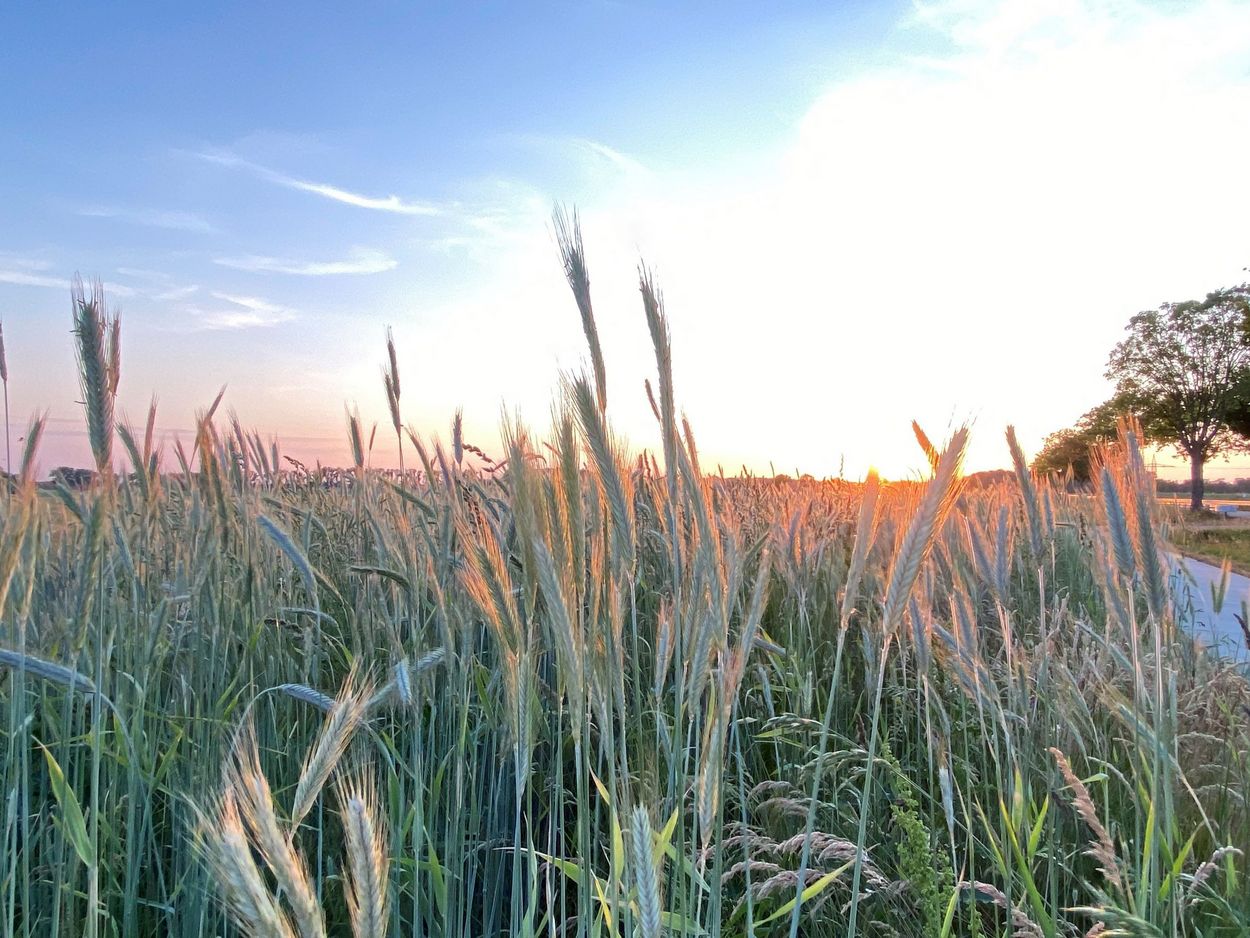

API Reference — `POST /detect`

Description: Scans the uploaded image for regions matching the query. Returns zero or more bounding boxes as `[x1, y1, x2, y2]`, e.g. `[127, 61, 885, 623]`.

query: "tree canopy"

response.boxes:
[1105, 285, 1250, 508]
[1034, 284, 1250, 509]
[1031, 397, 1133, 484]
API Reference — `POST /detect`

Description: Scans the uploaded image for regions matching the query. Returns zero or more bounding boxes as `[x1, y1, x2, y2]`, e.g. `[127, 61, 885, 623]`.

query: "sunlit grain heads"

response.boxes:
[291, 669, 371, 827]
[839, 469, 880, 629]
[653, 602, 675, 698]
[19, 413, 45, 486]
[197, 790, 298, 938]
[385, 326, 400, 401]
[532, 537, 585, 714]
[553, 204, 606, 415]
[696, 714, 723, 852]
[566, 372, 635, 577]
[1099, 466, 1136, 582]
[228, 728, 326, 938]
[639, 265, 675, 457]
[912, 420, 939, 475]
[1007, 425, 1045, 561]
[881, 427, 968, 636]
[337, 768, 390, 938]
[346, 407, 365, 473]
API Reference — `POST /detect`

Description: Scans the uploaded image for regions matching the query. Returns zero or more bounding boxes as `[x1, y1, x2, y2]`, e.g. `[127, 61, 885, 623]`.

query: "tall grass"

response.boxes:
[0, 229, 1247, 937]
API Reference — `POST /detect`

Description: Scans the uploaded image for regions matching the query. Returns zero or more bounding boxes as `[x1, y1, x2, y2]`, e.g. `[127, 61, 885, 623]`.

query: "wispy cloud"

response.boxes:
[196, 292, 297, 330]
[213, 246, 398, 276]
[576, 139, 649, 176]
[0, 269, 68, 289]
[193, 149, 440, 216]
[152, 284, 201, 301]
[75, 205, 216, 233]
[116, 266, 175, 281]
[0, 263, 136, 296]
[113, 268, 201, 301]
[504, 133, 650, 178]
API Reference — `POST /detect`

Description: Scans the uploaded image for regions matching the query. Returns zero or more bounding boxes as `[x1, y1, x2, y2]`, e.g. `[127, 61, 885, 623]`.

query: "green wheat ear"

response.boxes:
[71, 277, 120, 476]
[554, 203, 607, 415]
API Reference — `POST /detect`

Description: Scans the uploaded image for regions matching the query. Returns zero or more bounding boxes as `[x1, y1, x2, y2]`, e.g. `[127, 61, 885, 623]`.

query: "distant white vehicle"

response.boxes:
[1215, 504, 1250, 518]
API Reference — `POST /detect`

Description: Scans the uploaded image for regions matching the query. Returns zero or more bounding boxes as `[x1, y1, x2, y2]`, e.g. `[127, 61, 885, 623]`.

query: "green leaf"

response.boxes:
[1027, 795, 1049, 862]
[427, 839, 448, 918]
[40, 744, 94, 869]
[653, 808, 679, 869]
[534, 851, 584, 884]
[939, 882, 960, 938]
[998, 797, 1056, 938]
[1158, 830, 1197, 902]
[659, 911, 707, 935]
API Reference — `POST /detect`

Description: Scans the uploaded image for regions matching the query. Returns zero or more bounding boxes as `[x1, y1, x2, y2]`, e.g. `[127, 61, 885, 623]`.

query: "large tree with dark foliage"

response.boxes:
[1106, 285, 1250, 510]
[1031, 397, 1134, 484]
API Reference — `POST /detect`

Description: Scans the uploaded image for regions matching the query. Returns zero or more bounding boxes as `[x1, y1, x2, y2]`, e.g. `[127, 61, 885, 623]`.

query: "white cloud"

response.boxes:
[152, 284, 201, 301]
[115, 267, 172, 281]
[195, 292, 297, 330]
[214, 246, 398, 276]
[114, 267, 201, 301]
[0, 266, 136, 296]
[577, 139, 650, 177]
[76, 205, 215, 233]
[0, 269, 68, 289]
[194, 150, 440, 216]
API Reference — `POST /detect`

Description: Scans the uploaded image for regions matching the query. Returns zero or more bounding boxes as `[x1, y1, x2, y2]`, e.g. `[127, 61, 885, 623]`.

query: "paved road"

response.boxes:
[1171, 555, 1250, 664]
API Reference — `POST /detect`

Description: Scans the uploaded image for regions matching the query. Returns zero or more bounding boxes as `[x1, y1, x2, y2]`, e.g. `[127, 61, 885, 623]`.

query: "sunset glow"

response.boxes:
[3, 1, 1249, 479]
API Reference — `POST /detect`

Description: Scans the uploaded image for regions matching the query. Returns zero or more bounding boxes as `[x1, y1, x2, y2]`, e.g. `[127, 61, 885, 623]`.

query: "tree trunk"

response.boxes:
[1190, 452, 1206, 512]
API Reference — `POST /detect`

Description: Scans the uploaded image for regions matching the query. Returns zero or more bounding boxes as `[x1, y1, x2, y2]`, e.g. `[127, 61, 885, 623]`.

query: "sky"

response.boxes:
[2, 0, 1249, 481]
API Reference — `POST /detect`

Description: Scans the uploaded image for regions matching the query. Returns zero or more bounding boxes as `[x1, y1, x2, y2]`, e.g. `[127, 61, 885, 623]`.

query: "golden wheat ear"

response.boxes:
[227, 725, 326, 938]
[336, 764, 391, 938]
[290, 666, 371, 827]
[195, 788, 298, 938]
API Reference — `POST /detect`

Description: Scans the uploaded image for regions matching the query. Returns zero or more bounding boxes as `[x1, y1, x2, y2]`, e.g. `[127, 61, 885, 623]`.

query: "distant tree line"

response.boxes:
[1155, 476, 1250, 495]
[1033, 282, 1250, 510]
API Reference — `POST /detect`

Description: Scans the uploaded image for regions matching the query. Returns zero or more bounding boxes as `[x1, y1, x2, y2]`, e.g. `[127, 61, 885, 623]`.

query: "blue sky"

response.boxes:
[3, 1, 1250, 478]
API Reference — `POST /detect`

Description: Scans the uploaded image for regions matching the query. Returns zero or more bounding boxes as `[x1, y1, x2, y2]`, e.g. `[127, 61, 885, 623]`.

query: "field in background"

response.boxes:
[1170, 522, 1250, 576]
[1, 268, 1248, 938]
[1156, 496, 1250, 575]
[1159, 496, 1250, 508]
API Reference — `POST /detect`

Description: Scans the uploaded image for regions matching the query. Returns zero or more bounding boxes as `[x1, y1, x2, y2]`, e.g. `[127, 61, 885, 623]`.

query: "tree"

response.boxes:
[1225, 373, 1250, 439]
[1032, 397, 1131, 483]
[1106, 285, 1250, 511]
